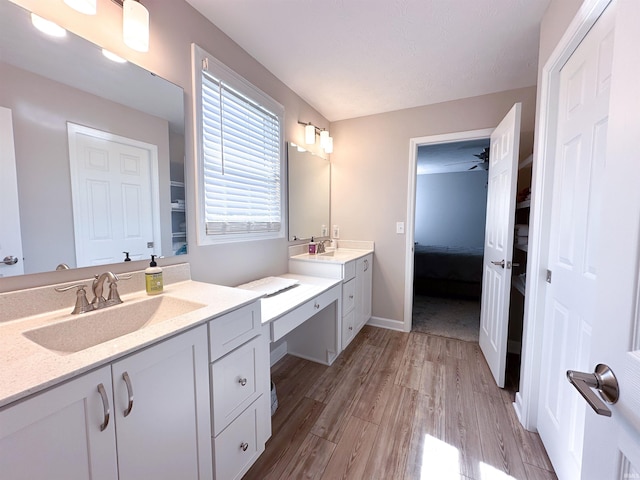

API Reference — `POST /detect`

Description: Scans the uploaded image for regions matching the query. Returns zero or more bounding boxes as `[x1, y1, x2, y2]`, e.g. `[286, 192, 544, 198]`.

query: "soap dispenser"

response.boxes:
[145, 255, 163, 295]
[308, 237, 317, 254]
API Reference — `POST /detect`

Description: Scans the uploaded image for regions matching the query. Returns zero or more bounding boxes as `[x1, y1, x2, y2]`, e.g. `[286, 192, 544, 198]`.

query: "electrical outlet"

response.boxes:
[396, 222, 405, 234]
[332, 225, 340, 238]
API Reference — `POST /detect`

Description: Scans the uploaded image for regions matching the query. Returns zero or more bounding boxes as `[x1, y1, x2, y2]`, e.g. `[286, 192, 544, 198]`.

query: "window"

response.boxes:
[192, 44, 285, 244]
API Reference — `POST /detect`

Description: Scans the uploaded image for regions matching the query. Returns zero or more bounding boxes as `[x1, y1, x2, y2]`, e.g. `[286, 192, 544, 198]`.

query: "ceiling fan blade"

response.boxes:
[468, 165, 478, 170]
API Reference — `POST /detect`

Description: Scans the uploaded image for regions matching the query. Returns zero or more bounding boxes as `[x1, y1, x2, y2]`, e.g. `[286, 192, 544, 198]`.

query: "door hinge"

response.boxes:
[546, 269, 552, 284]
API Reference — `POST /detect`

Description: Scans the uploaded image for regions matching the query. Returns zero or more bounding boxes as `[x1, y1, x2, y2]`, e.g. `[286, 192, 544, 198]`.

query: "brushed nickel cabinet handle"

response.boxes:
[238, 377, 248, 387]
[240, 442, 249, 452]
[122, 371, 134, 417]
[97, 383, 110, 432]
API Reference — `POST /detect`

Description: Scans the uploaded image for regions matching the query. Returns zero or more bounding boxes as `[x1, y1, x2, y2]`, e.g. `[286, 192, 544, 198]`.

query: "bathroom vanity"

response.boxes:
[0, 265, 268, 480]
[288, 241, 374, 350]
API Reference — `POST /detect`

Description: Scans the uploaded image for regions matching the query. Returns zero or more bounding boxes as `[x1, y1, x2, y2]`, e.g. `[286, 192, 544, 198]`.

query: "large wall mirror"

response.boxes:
[0, 0, 186, 277]
[287, 143, 330, 241]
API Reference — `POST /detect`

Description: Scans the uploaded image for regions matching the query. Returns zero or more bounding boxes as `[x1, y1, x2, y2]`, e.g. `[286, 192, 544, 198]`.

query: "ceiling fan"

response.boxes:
[469, 147, 490, 170]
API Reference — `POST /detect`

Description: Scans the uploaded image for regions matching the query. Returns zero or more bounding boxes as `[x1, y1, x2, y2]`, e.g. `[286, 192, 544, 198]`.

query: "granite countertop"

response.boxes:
[0, 279, 261, 408]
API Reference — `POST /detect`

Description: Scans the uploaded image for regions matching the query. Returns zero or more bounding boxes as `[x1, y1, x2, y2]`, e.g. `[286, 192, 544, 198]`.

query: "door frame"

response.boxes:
[515, 0, 612, 431]
[403, 128, 494, 332]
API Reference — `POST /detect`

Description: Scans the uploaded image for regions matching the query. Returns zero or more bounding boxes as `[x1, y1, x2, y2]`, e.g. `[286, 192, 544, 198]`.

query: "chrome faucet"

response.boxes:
[91, 272, 130, 309]
[317, 239, 332, 254]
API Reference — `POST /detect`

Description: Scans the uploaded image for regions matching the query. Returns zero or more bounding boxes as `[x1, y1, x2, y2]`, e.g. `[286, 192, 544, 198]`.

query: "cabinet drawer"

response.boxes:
[213, 400, 264, 480]
[270, 285, 339, 342]
[211, 335, 265, 435]
[342, 278, 355, 315]
[344, 261, 356, 281]
[342, 309, 356, 349]
[209, 302, 261, 360]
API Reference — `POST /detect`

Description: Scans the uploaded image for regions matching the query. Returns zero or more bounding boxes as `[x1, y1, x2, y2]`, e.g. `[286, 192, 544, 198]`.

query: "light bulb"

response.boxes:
[320, 130, 330, 149]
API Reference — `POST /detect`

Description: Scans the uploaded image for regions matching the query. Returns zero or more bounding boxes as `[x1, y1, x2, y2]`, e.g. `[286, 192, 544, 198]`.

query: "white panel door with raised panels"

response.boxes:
[536, 4, 615, 479]
[479, 103, 521, 388]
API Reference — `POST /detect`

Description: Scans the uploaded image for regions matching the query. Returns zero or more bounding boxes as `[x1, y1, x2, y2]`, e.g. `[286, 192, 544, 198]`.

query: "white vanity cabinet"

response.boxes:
[0, 324, 212, 480]
[289, 251, 373, 351]
[208, 302, 270, 480]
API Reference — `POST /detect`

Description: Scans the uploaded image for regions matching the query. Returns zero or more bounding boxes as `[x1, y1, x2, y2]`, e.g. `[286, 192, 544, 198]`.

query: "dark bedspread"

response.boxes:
[413, 245, 484, 283]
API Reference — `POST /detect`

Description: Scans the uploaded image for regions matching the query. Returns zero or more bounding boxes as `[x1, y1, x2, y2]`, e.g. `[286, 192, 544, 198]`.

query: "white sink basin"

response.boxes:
[319, 250, 335, 257]
[22, 295, 206, 355]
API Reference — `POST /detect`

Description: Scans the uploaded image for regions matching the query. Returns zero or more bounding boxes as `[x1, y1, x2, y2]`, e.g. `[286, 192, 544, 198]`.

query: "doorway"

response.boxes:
[411, 138, 489, 344]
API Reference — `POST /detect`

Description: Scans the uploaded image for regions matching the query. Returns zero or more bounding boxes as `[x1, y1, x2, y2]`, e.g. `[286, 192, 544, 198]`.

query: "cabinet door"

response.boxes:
[355, 254, 373, 331]
[111, 325, 212, 480]
[0, 366, 118, 480]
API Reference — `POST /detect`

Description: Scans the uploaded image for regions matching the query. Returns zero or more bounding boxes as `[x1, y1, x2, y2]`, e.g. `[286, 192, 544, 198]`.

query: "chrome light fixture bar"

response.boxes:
[298, 121, 333, 154]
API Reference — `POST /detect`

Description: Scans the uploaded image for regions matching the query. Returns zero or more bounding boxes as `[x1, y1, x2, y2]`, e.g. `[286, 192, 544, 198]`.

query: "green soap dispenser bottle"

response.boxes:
[145, 255, 163, 295]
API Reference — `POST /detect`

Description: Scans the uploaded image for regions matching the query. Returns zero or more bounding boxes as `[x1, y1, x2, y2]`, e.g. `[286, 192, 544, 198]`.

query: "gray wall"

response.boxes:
[415, 171, 488, 249]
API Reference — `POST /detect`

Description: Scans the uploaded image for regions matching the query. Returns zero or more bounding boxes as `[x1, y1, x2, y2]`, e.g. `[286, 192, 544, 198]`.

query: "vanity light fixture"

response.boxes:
[298, 121, 334, 153]
[64, 0, 97, 15]
[31, 13, 66, 37]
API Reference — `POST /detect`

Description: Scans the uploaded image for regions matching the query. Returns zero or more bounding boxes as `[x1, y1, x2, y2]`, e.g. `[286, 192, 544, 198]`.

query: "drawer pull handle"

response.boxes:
[349, 326, 353, 331]
[97, 383, 110, 432]
[349, 295, 354, 300]
[314, 302, 320, 309]
[122, 371, 134, 417]
[240, 442, 249, 452]
[238, 377, 248, 387]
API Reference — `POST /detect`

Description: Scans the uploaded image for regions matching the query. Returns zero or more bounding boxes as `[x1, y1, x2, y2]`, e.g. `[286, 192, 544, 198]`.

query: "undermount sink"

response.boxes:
[22, 295, 206, 355]
[319, 250, 336, 257]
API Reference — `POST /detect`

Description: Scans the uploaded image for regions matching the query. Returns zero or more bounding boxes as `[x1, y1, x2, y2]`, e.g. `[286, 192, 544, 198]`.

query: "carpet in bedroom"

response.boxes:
[412, 295, 480, 343]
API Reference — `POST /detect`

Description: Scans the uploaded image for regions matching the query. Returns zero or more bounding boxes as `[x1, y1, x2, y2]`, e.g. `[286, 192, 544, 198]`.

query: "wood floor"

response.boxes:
[243, 326, 557, 480]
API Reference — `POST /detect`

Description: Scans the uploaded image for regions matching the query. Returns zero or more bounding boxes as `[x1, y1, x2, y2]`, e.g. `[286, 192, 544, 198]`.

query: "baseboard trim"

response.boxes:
[367, 316, 405, 332]
[270, 341, 288, 366]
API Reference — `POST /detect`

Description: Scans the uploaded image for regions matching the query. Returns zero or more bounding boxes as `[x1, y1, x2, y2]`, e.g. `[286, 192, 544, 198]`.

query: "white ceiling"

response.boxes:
[186, 0, 551, 122]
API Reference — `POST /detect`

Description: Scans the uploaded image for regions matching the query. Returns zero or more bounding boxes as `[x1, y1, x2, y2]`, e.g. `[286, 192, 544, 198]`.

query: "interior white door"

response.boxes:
[479, 103, 521, 388]
[578, 1, 640, 478]
[536, 4, 616, 479]
[0, 106, 24, 277]
[68, 124, 160, 267]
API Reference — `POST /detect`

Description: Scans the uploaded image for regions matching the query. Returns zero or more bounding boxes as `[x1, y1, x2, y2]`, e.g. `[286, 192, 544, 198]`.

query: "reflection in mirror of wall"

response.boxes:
[287, 142, 330, 241]
[0, 0, 186, 278]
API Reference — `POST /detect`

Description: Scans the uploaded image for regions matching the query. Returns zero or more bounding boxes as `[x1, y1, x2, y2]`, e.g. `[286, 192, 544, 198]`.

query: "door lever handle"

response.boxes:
[566, 364, 619, 417]
[491, 259, 505, 268]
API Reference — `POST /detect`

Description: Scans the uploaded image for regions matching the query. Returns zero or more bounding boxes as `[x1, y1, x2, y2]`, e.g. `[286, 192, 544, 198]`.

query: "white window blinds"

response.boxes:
[197, 49, 283, 241]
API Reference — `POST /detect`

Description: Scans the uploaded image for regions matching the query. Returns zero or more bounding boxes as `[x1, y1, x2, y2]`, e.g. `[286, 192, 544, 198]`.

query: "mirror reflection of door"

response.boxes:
[67, 123, 161, 267]
[0, 107, 24, 277]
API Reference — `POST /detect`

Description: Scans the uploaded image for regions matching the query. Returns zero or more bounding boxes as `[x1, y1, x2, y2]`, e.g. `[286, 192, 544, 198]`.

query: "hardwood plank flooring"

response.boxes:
[243, 326, 557, 480]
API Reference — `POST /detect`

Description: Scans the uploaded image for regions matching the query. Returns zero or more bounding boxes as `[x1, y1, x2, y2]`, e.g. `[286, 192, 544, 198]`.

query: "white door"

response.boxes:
[67, 124, 161, 267]
[577, 0, 640, 477]
[536, 4, 616, 479]
[0, 107, 24, 277]
[479, 103, 521, 388]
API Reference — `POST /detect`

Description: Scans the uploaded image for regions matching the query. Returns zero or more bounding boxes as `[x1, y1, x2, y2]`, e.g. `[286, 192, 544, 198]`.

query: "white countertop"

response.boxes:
[289, 248, 373, 264]
[253, 274, 342, 324]
[0, 280, 261, 408]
